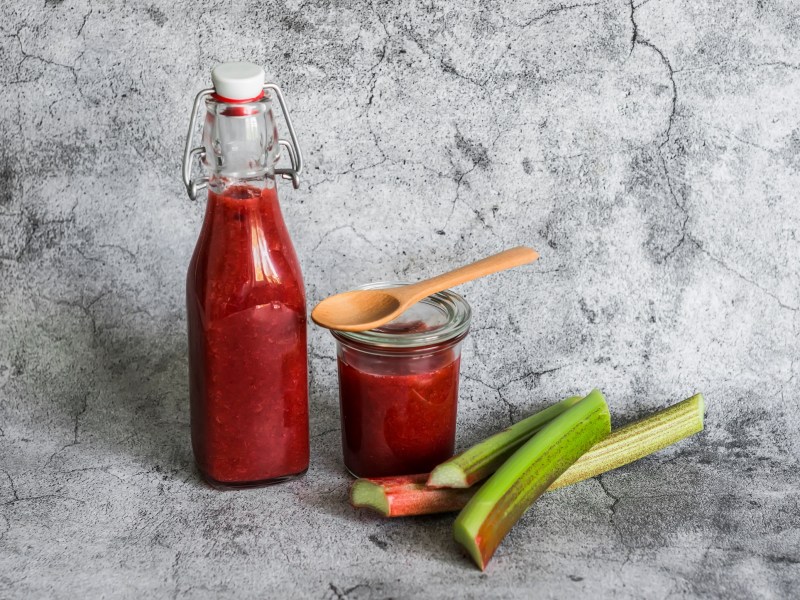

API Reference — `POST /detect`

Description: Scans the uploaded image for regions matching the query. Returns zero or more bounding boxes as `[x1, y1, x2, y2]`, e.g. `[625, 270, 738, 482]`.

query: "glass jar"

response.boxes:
[183, 63, 308, 488]
[331, 283, 472, 478]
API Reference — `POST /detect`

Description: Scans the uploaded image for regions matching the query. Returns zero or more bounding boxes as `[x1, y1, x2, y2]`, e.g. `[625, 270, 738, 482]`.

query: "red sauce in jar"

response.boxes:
[337, 350, 461, 477]
[334, 300, 470, 478]
[187, 184, 309, 487]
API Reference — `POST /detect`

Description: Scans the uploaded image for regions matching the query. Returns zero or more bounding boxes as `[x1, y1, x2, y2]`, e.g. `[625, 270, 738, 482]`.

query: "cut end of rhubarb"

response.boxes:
[350, 479, 390, 516]
[427, 463, 469, 489]
[454, 522, 487, 570]
[693, 393, 706, 423]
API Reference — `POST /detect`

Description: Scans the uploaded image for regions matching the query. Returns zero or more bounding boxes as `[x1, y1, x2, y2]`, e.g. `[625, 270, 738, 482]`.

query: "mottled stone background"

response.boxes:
[1, 0, 798, 597]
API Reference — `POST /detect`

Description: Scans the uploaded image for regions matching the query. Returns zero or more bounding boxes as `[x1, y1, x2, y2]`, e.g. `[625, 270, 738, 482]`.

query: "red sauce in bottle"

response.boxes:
[187, 185, 309, 486]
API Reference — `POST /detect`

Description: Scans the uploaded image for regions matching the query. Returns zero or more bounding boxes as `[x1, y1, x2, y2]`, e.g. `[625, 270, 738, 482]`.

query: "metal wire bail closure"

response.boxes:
[266, 83, 304, 190]
[181, 83, 304, 200]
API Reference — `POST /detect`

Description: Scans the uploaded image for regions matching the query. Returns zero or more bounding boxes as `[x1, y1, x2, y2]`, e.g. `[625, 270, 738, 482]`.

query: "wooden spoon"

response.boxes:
[311, 246, 539, 332]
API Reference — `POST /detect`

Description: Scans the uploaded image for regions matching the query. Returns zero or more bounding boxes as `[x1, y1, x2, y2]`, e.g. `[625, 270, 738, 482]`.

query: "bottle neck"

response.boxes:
[207, 174, 276, 196]
[207, 181, 278, 204]
[202, 97, 279, 183]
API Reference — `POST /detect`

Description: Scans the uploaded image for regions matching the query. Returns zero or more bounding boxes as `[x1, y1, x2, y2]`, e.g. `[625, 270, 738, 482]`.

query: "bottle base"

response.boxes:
[199, 467, 308, 490]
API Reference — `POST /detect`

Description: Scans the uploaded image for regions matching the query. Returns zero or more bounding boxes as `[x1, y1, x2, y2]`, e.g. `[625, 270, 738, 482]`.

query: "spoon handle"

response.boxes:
[403, 246, 539, 302]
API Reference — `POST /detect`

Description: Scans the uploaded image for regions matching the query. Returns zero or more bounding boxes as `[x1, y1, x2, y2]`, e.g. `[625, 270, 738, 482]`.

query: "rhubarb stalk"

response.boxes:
[350, 474, 474, 517]
[427, 395, 583, 488]
[454, 390, 611, 569]
[349, 393, 704, 517]
[549, 393, 705, 489]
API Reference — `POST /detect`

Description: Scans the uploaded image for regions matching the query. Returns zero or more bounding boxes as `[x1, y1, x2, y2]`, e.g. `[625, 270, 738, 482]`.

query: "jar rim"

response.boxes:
[330, 281, 472, 349]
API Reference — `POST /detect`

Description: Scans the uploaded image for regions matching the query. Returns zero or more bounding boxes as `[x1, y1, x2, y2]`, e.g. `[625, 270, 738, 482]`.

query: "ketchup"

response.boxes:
[182, 63, 308, 487]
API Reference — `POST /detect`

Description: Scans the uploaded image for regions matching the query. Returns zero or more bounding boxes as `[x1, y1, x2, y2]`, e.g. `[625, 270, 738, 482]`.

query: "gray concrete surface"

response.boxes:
[1, 0, 799, 597]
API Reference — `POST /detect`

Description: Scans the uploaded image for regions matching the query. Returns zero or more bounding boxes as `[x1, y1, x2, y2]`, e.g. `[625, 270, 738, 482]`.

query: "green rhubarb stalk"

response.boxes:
[548, 393, 705, 489]
[427, 395, 583, 488]
[454, 390, 611, 570]
[350, 393, 704, 517]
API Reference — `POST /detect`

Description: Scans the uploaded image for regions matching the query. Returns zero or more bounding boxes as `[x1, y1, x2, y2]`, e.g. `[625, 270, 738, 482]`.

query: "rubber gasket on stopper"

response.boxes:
[211, 62, 265, 102]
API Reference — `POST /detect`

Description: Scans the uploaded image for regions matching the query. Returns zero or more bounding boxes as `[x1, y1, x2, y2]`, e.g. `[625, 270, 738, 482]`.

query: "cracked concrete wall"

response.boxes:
[1, 0, 799, 598]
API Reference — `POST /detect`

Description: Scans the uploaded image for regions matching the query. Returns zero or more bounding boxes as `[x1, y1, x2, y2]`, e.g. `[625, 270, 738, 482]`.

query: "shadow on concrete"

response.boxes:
[85, 312, 196, 483]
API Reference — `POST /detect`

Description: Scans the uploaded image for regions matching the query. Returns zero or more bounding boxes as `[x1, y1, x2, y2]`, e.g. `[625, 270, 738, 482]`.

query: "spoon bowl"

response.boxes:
[311, 246, 539, 332]
[311, 289, 403, 332]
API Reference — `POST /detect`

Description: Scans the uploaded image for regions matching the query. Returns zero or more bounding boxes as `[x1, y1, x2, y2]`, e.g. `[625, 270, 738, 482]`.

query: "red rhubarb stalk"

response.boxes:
[350, 474, 474, 517]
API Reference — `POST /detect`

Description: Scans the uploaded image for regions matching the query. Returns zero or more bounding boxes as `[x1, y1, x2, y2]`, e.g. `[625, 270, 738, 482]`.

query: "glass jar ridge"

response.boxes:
[330, 281, 472, 352]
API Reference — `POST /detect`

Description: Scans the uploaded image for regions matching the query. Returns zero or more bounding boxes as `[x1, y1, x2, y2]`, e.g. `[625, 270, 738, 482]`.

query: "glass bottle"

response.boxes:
[182, 63, 308, 487]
